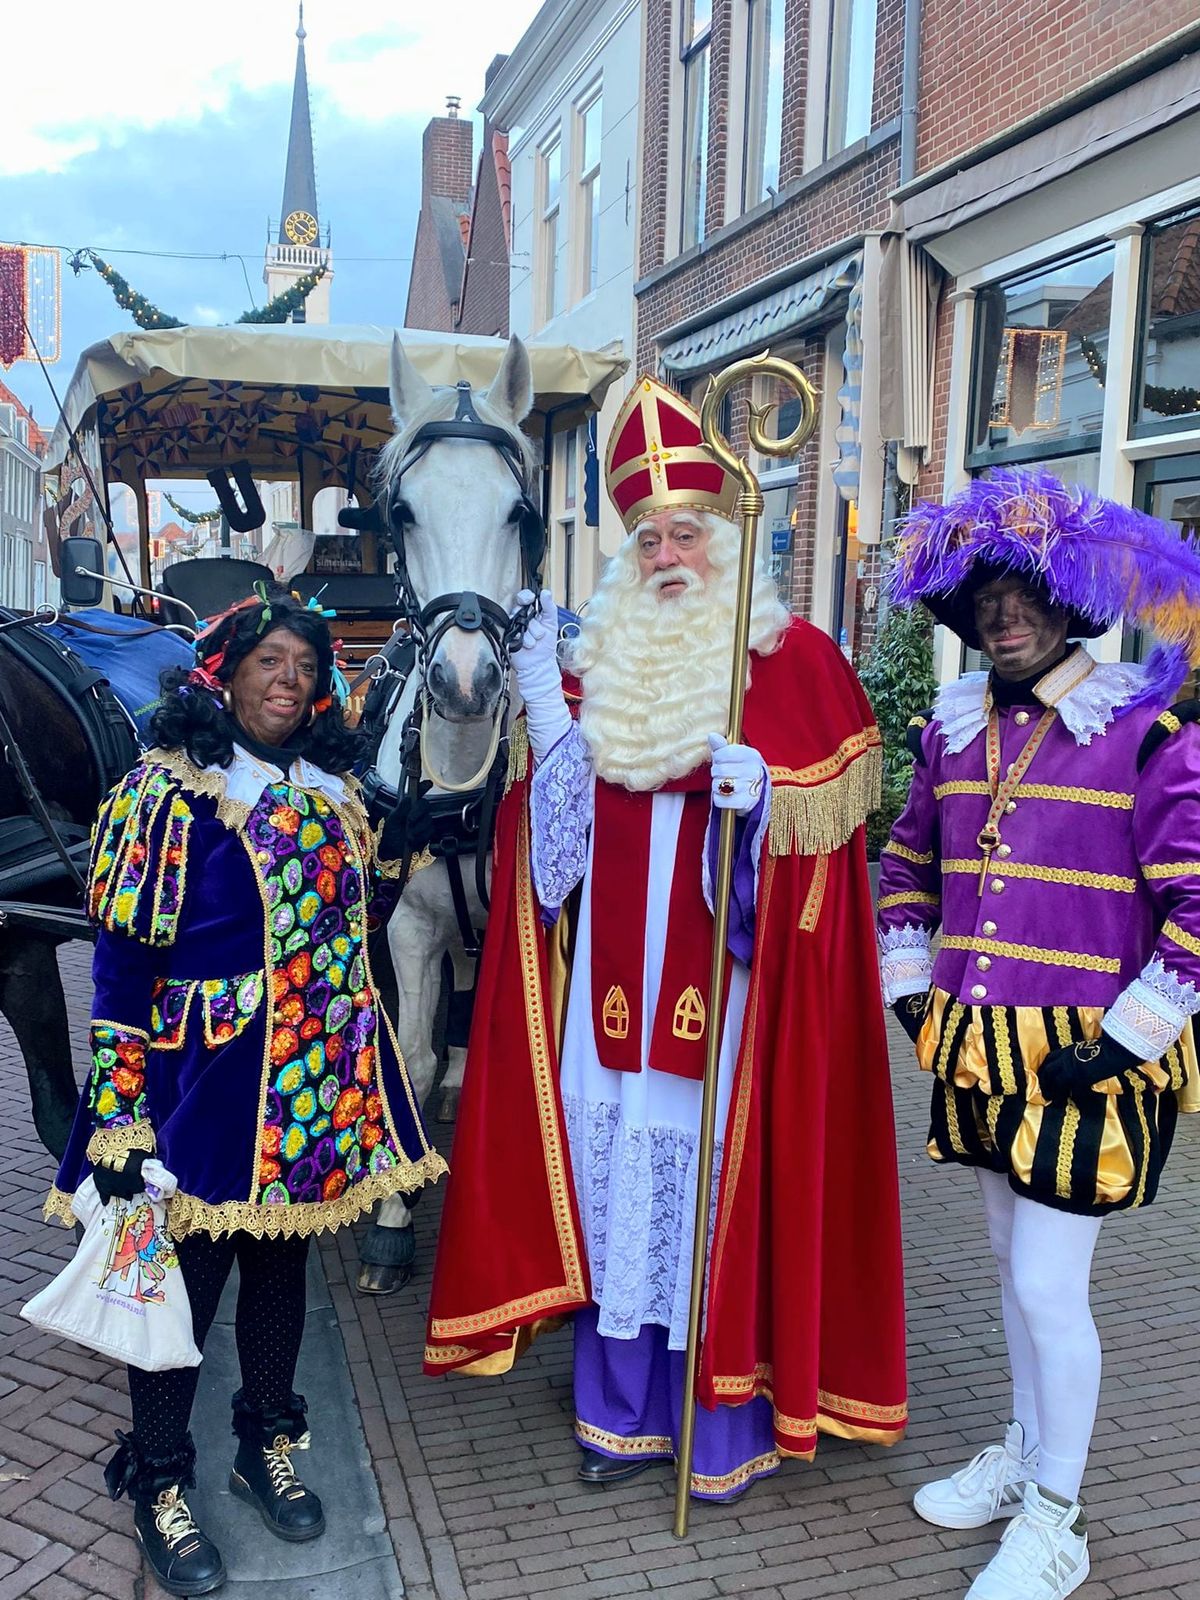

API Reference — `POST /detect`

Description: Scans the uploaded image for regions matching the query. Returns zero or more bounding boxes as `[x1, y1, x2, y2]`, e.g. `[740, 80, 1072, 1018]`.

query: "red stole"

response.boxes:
[590, 774, 732, 1082]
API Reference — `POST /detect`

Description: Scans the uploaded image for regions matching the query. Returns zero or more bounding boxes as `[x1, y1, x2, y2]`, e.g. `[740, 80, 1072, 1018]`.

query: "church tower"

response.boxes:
[264, 3, 333, 322]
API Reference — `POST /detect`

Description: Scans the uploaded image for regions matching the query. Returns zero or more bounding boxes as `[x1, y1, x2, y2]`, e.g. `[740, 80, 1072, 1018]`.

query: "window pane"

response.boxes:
[969, 245, 1114, 457]
[582, 97, 602, 174]
[588, 177, 600, 293]
[744, 0, 786, 207]
[544, 139, 561, 213]
[544, 211, 558, 322]
[826, 0, 877, 157]
[681, 44, 710, 248]
[686, 0, 712, 45]
[564, 429, 578, 509]
[1137, 210, 1200, 428]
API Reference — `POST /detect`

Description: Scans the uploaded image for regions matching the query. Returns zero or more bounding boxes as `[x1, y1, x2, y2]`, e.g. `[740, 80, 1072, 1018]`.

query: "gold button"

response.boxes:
[982, 920, 997, 935]
[1005, 800, 1017, 814]
[256, 850, 270, 864]
[1015, 710, 1030, 725]
[990, 879, 1005, 894]
[996, 843, 1012, 858]
[971, 984, 988, 1000]
[976, 955, 992, 971]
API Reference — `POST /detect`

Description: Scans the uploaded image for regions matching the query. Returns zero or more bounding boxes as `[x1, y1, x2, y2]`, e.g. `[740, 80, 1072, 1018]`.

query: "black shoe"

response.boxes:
[134, 1486, 226, 1597]
[229, 1392, 325, 1543]
[577, 1447, 656, 1485]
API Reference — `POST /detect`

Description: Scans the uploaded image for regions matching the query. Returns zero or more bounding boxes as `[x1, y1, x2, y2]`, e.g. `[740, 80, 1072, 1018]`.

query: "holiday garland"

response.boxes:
[87, 253, 184, 330]
[164, 492, 222, 525]
[1079, 334, 1200, 419]
[86, 251, 326, 330]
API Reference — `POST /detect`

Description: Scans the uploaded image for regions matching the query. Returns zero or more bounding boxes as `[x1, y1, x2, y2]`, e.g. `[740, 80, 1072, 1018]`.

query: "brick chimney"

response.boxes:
[421, 101, 474, 202]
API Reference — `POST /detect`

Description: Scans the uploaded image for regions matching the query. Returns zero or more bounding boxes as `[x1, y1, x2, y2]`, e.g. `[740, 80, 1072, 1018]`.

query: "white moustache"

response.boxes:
[648, 567, 703, 594]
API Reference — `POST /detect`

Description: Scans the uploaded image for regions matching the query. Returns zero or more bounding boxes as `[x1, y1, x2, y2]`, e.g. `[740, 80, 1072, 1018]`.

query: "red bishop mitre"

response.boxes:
[604, 375, 739, 533]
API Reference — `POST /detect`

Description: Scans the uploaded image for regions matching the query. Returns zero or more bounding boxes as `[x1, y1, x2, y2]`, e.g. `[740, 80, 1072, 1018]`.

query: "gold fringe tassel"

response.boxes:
[768, 744, 882, 857]
[505, 719, 530, 793]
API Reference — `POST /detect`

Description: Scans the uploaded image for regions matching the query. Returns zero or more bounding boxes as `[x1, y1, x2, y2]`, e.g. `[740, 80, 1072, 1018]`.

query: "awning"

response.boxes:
[658, 251, 861, 376]
[894, 51, 1200, 251]
[44, 324, 629, 484]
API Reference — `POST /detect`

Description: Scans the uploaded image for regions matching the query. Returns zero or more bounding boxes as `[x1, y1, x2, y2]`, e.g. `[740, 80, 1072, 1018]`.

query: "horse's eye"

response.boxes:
[507, 500, 525, 527]
[390, 496, 415, 529]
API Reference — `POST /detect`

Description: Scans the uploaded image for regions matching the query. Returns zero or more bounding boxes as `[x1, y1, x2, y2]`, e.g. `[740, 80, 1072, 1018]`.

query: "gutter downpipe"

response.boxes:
[900, 0, 921, 185]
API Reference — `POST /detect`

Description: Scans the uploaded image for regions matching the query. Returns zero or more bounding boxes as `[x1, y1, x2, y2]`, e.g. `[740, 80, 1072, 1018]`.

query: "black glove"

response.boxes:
[892, 994, 928, 1045]
[91, 1149, 148, 1205]
[1035, 1035, 1143, 1104]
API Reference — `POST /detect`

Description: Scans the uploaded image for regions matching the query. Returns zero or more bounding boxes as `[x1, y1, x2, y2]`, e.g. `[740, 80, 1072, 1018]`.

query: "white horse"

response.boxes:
[358, 332, 537, 1294]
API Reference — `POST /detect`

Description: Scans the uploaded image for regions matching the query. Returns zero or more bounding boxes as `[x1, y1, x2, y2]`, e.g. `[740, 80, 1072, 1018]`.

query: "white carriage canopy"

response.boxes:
[44, 323, 629, 518]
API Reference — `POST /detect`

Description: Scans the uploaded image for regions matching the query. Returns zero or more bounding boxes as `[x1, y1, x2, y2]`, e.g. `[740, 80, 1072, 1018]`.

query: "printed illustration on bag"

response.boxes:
[98, 1201, 179, 1305]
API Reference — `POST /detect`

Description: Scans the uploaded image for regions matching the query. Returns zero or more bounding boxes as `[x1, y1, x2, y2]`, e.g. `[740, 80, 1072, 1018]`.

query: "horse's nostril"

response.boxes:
[428, 660, 449, 695]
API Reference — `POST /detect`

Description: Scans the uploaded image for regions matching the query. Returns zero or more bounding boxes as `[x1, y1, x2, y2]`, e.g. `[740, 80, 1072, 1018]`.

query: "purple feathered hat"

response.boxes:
[889, 467, 1200, 702]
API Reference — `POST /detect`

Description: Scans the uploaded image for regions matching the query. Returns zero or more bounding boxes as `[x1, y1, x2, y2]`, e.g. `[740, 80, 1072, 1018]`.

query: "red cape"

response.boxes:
[424, 621, 908, 1455]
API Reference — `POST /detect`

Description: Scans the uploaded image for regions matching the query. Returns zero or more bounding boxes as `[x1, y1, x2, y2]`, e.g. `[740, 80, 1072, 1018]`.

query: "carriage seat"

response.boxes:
[158, 557, 276, 626]
[0, 815, 91, 900]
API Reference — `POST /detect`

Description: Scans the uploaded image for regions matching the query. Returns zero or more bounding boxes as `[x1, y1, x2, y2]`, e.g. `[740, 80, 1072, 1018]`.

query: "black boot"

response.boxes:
[106, 1432, 225, 1598]
[228, 1391, 325, 1542]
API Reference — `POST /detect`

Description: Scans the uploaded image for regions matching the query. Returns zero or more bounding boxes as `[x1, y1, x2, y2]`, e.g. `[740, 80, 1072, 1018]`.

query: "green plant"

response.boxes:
[857, 599, 937, 858]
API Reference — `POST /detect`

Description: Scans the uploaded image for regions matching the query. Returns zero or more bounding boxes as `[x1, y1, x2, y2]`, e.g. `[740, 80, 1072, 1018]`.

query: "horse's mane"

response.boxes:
[373, 386, 539, 504]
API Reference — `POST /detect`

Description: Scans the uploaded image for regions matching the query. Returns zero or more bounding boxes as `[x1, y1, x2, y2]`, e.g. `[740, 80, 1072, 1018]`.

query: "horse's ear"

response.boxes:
[488, 335, 534, 427]
[388, 333, 431, 428]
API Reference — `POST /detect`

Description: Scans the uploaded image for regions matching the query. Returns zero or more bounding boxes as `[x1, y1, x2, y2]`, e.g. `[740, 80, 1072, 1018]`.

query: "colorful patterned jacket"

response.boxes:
[47, 745, 444, 1239]
[878, 647, 1200, 1067]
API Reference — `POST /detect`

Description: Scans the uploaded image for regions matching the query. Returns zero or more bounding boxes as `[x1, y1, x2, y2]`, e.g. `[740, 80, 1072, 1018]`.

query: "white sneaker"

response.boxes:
[914, 1420, 1037, 1529]
[966, 1482, 1090, 1600]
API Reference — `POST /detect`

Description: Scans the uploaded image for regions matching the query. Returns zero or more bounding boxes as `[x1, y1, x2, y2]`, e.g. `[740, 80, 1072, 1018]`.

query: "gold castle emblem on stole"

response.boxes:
[602, 985, 630, 1040]
[672, 986, 706, 1041]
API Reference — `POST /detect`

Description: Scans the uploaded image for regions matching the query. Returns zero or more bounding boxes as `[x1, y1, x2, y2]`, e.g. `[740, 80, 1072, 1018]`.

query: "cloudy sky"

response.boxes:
[2, 0, 543, 426]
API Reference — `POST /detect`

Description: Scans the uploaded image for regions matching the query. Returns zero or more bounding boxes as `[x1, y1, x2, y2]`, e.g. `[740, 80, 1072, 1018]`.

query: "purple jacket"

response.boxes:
[878, 648, 1200, 1061]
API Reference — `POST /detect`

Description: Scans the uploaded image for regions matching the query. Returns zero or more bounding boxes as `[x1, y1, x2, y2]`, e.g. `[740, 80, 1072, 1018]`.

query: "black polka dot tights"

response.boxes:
[127, 1230, 310, 1455]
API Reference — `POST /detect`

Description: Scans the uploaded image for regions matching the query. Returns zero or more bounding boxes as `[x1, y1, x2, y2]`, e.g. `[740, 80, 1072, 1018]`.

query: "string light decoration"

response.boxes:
[87, 251, 184, 329]
[989, 327, 1067, 433]
[84, 249, 325, 330]
[237, 264, 327, 324]
[1079, 334, 1200, 420]
[164, 492, 222, 525]
[0, 243, 62, 367]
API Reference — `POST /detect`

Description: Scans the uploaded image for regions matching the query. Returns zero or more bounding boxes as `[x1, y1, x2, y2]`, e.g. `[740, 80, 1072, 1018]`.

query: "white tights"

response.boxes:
[976, 1168, 1103, 1502]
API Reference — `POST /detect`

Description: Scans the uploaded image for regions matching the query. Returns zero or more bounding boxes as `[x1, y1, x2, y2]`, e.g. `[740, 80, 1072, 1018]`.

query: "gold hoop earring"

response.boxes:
[221, 686, 234, 713]
[307, 702, 318, 728]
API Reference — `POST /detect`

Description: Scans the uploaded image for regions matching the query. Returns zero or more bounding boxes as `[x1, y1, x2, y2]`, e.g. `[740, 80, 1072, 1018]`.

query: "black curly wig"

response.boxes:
[149, 589, 365, 774]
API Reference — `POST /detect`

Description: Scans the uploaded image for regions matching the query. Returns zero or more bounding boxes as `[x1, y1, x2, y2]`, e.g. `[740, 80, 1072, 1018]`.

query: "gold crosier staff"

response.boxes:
[674, 352, 819, 1540]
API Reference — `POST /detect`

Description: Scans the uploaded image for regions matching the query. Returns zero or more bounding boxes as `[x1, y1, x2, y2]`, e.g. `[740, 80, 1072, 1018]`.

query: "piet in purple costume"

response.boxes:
[880, 469, 1200, 1216]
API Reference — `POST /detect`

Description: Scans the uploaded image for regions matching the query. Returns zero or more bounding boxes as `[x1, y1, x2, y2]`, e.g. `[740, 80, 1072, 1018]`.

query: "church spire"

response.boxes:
[278, 2, 319, 246]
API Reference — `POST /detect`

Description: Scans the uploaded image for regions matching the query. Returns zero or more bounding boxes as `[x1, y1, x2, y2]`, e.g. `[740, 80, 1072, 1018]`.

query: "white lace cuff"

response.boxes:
[879, 922, 934, 1005]
[1102, 956, 1200, 1061]
[530, 724, 592, 911]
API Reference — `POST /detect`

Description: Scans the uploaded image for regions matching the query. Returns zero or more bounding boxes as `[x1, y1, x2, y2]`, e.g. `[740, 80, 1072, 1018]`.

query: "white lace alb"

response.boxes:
[564, 1093, 722, 1347]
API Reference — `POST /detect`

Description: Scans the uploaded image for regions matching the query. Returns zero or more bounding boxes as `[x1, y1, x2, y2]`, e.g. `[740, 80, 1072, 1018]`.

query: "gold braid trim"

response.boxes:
[505, 718, 530, 793]
[1143, 861, 1200, 879]
[767, 740, 882, 857]
[151, 748, 255, 832]
[882, 840, 934, 865]
[85, 1121, 156, 1166]
[940, 936, 1121, 974]
[1163, 919, 1200, 959]
[75, 1151, 446, 1242]
[941, 859, 1137, 893]
[43, 1186, 79, 1227]
[878, 891, 940, 910]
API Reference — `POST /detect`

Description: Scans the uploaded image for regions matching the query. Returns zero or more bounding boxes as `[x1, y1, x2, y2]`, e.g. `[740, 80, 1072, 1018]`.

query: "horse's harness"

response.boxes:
[347, 381, 546, 957]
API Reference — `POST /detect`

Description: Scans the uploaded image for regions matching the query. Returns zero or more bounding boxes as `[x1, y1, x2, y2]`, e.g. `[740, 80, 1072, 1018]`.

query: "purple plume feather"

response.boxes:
[889, 467, 1200, 702]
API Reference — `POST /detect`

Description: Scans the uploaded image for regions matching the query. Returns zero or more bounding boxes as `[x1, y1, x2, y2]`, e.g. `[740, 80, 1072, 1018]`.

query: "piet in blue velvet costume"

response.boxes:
[46, 645, 445, 1243]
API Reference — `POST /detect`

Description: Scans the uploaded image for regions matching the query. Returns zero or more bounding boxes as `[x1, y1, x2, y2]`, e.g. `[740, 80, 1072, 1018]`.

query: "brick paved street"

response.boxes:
[0, 941, 1197, 1599]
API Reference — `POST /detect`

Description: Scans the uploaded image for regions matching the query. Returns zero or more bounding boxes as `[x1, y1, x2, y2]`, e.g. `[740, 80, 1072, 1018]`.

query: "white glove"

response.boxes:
[708, 733, 767, 816]
[511, 588, 570, 763]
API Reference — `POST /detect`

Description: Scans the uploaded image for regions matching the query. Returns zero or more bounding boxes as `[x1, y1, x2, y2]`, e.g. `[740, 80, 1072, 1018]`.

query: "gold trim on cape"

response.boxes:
[767, 736, 882, 857]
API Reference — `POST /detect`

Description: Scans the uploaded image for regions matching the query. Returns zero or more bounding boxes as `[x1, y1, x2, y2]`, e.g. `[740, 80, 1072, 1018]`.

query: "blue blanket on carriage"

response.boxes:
[46, 609, 194, 743]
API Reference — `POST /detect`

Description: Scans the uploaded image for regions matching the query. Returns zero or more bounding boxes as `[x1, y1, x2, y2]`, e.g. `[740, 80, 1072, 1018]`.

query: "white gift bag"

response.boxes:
[23, 1160, 202, 1371]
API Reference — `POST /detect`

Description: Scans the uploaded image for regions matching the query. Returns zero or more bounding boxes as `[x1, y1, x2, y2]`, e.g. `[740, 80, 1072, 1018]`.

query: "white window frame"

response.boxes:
[574, 84, 603, 303]
[537, 128, 565, 329]
[679, 0, 712, 251]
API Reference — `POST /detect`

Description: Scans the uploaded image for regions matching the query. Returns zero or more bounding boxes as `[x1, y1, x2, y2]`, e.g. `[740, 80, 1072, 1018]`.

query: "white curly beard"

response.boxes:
[568, 515, 789, 791]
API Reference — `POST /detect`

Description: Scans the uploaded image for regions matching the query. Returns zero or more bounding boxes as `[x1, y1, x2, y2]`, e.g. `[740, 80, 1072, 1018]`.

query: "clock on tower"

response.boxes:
[284, 210, 319, 247]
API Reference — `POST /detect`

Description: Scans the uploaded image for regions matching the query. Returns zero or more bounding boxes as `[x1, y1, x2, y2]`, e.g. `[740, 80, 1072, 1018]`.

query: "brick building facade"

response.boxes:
[458, 57, 513, 338]
[899, 4, 1200, 680]
[404, 108, 474, 332]
[634, 0, 905, 659]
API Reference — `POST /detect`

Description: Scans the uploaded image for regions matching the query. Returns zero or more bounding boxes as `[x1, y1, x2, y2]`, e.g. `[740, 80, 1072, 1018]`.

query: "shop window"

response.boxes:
[680, 0, 711, 250]
[1133, 206, 1200, 436]
[742, 0, 786, 209]
[968, 244, 1114, 466]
